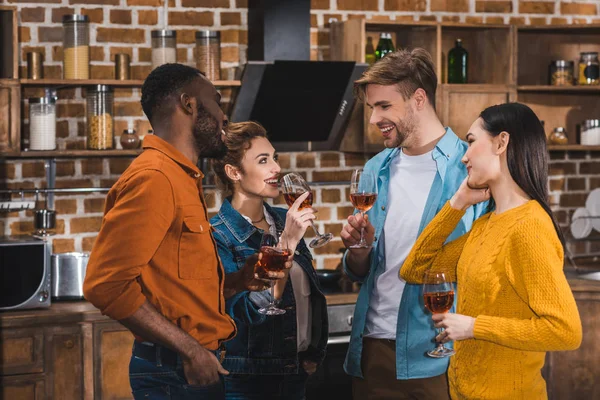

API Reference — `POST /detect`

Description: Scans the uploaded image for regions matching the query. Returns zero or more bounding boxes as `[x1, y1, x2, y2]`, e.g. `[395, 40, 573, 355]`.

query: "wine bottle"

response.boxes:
[448, 39, 468, 84]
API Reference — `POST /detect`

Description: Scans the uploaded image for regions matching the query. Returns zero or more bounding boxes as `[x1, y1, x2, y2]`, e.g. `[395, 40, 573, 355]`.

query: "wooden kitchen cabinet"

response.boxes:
[45, 325, 84, 400]
[0, 79, 21, 155]
[0, 374, 45, 400]
[93, 321, 134, 400]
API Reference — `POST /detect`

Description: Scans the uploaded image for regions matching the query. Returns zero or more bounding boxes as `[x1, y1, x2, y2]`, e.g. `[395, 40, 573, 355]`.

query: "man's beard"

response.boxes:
[388, 106, 417, 148]
[193, 106, 227, 159]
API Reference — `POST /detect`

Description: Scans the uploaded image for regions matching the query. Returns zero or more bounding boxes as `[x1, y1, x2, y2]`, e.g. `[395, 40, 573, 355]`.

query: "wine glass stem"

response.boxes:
[309, 220, 321, 237]
[436, 327, 445, 349]
[269, 281, 276, 309]
[359, 212, 366, 244]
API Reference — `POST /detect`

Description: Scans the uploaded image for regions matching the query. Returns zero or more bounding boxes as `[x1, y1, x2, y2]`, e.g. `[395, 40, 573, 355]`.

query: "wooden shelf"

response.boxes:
[19, 79, 241, 87]
[518, 85, 600, 93]
[5, 149, 143, 159]
[548, 145, 600, 151]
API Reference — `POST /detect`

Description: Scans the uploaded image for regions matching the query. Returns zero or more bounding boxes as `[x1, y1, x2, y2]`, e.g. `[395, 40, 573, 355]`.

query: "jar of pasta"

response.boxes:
[86, 85, 114, 150]
[195, 30, 221, 81]
[62, 14, 89, 79]
[151, 30, 177, 70]
[549, 60, 574, 86]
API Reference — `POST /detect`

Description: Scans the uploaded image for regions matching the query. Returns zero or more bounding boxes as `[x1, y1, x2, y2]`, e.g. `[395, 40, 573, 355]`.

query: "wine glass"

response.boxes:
[349, 169, 377, 249]
[255, 232, 291, 316]
[280, 173, 333, 248]
[423, 271, 456, 358]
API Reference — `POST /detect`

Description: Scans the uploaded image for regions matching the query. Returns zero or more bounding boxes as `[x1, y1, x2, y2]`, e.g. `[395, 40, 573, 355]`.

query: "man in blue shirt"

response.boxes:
[340, 48, 488, 399]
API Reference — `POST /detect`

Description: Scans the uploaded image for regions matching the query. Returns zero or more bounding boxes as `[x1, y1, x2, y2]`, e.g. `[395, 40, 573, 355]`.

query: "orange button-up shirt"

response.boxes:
[83, 135, 236, 350]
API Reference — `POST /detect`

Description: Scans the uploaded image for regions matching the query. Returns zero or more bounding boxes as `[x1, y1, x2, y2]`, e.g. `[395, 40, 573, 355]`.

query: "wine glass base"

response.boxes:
[309, 233, 333, 249]
[427, 346, 455, 358]
[258, 307, 286, 316]
[348, 242, 371, 249]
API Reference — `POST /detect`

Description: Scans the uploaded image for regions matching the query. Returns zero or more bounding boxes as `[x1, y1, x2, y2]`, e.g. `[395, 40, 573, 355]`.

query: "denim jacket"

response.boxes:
[343, 128, 488, 380]
[210, 198, 328, 375]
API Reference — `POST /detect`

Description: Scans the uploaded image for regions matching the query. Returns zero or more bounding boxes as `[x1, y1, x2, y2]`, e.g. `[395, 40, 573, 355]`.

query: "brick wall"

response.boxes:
[2, 0, 600, 268]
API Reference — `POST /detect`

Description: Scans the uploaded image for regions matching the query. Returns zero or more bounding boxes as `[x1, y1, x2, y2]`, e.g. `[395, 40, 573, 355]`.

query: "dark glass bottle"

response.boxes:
[365, 37, 376, 66]
[448, 39, 468, 84]
[375, 33, 395, 61]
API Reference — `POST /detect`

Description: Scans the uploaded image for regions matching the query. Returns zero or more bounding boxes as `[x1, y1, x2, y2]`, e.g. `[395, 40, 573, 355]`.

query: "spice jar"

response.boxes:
[62, 14, 89, 79]
[578, 52, 600, 85]
[549, 60, 574, 86]
[27, 52, 43, 80]
[581, 119, 600, 145]
[29, 97, 57, 151]
[548, 127, 568, 145]
[120, 129, 140, 149]
[86, 85, 114, 150]
[195, 31, 221, 81]
[151, 30, 177, 70]
[115, 53, 130, 80]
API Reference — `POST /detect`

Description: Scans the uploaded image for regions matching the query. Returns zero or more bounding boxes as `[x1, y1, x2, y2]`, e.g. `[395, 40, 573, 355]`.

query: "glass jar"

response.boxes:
[120, 129, 140, 149]
[548, 127, 568, 145]
[29, 97, 57, 151]
[151, 30, 177, 70]
[195, 31, 221, 81]
[62, 14, 89, 79]
[581, 119, 600, 145]
[578, 52, 599, 85]
[86, 85, 114, 150]
[549, 60, 574, 86]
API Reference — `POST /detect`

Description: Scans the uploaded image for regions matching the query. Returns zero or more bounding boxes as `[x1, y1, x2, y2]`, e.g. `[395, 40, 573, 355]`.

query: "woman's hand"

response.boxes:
[281, 191, 316, 252]
[449, 177, 491, 211]
[433, 313, 476, 343]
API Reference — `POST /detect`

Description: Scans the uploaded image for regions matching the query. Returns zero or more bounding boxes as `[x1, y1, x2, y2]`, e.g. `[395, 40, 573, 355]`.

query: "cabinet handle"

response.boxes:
[64, 339, 74, 349]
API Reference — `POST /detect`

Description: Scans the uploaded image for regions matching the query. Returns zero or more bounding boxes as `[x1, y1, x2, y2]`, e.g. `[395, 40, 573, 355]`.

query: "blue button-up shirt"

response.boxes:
[343, 128, 488, 380]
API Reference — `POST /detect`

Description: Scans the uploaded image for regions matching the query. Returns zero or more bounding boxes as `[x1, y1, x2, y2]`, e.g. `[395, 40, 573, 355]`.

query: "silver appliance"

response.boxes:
[51, 252, 89, 300]
[0, 236, 51, 310]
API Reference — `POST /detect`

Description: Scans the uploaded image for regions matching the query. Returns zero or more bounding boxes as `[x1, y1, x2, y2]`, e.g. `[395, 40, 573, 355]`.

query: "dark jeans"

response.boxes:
[224, 370, 308, 400]
[129, 341, 225, 400]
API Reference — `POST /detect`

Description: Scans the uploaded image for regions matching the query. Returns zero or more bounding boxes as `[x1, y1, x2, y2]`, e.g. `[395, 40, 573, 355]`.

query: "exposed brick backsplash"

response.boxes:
[3, 0, 600, 267]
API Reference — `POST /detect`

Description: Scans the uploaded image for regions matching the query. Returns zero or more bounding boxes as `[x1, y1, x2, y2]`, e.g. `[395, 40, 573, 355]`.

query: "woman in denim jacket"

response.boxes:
[210, 121, 328, 400]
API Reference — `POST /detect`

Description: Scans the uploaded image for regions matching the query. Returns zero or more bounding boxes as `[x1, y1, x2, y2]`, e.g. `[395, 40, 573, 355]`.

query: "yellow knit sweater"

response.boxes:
[401, 200, 582, 400]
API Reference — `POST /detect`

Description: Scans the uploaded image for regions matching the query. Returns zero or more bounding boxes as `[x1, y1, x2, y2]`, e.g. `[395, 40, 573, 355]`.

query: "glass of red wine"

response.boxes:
[256, 233, 291, 316]
[423, 271, 456, 358]
[281, 173, 333, 248]
[349, 169, 377, 248]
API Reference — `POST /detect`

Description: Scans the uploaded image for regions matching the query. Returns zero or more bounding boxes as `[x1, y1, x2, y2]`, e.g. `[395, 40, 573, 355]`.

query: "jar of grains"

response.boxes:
[578, 52, 600, 86]
[151, 30, 177, 70]
[195, 31, 221, 81]
[549, 60, 574, 86]
[86, 85, 114, 150]
[29, 97, 57, 151]
[62, 14, 89, 79]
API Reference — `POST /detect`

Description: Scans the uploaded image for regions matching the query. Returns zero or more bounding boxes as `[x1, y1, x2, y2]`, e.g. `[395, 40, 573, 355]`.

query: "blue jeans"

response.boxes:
[129, 342, 225, 400]
[224, 370, 307, 400]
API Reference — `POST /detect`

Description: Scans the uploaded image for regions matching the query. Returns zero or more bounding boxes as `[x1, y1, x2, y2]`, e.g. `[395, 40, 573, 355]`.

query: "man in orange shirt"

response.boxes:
[83, 64, 283, 400]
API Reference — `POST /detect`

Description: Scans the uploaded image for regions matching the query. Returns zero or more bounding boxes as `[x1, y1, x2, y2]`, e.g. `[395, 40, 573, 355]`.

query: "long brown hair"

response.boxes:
[354, 48, 438, 109]
[211, 121, 268, 193]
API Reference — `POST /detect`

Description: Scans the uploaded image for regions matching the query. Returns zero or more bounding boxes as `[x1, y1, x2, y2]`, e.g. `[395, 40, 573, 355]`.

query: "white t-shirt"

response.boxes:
[364, 149, 437, 339]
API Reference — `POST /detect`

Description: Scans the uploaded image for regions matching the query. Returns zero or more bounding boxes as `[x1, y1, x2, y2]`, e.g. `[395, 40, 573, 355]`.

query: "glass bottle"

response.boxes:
[120, 129, 140, 149]
[365, 37, 376, 66]
[151, 30, 177, 70]
[62, 14, 89, 79]
[448, 39, 468, 84]
[86, 85, 114, 150]
[196, 31, 221, 81]
[375, 33, 395, 61]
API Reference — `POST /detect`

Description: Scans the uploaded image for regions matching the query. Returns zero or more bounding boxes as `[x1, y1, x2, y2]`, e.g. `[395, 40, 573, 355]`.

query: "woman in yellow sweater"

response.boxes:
[401, 102, 582, 400]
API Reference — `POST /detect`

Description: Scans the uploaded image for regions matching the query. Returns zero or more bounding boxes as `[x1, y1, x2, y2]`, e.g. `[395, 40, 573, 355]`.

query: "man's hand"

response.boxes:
[302, 360, 318, 375]
[182, 344, 229, 386]
[340, 213, 375, 250]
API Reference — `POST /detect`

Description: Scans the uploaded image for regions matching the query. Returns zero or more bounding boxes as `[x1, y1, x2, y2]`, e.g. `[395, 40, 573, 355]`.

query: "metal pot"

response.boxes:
[34, 209, 56, 235]
[51, 252, 89, 300]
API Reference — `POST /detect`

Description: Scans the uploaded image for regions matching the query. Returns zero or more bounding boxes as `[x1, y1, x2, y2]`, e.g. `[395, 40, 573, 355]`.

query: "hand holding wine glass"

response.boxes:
[348, 169, 378, 249]
[281, 173, 333, 248]
[423, 271, 456, 358]
[255, 232, 292, 316]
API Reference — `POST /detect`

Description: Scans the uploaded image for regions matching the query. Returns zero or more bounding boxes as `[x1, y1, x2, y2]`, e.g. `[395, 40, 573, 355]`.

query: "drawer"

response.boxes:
[0, 373, 45, 400]
[0, 328, 44, 376]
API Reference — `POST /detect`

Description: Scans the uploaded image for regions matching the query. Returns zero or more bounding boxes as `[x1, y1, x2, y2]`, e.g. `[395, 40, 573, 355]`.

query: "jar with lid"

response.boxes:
[151, 30, 177, 70]
[86, 85, 114, 150]
[548, 127, 568, 145]
[549, 60, 574, 86]
[62, 14, 89, 79]
[578, 52, 599, 85]
[195, 31, 221, 81]
[29, 97, 57, 151]
[581, 119, 600, 145]
[120, 129, 140, 149]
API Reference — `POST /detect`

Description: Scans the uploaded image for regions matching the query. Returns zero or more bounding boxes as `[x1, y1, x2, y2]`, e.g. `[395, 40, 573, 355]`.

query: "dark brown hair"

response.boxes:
[354, 48, 438, 109]
[211, 121, 268, 193]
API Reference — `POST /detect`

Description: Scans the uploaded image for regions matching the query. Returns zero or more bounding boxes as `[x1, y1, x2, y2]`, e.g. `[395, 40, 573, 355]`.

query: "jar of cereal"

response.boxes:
[86, 85, 114, 150]
[62, 14, 89, 79]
